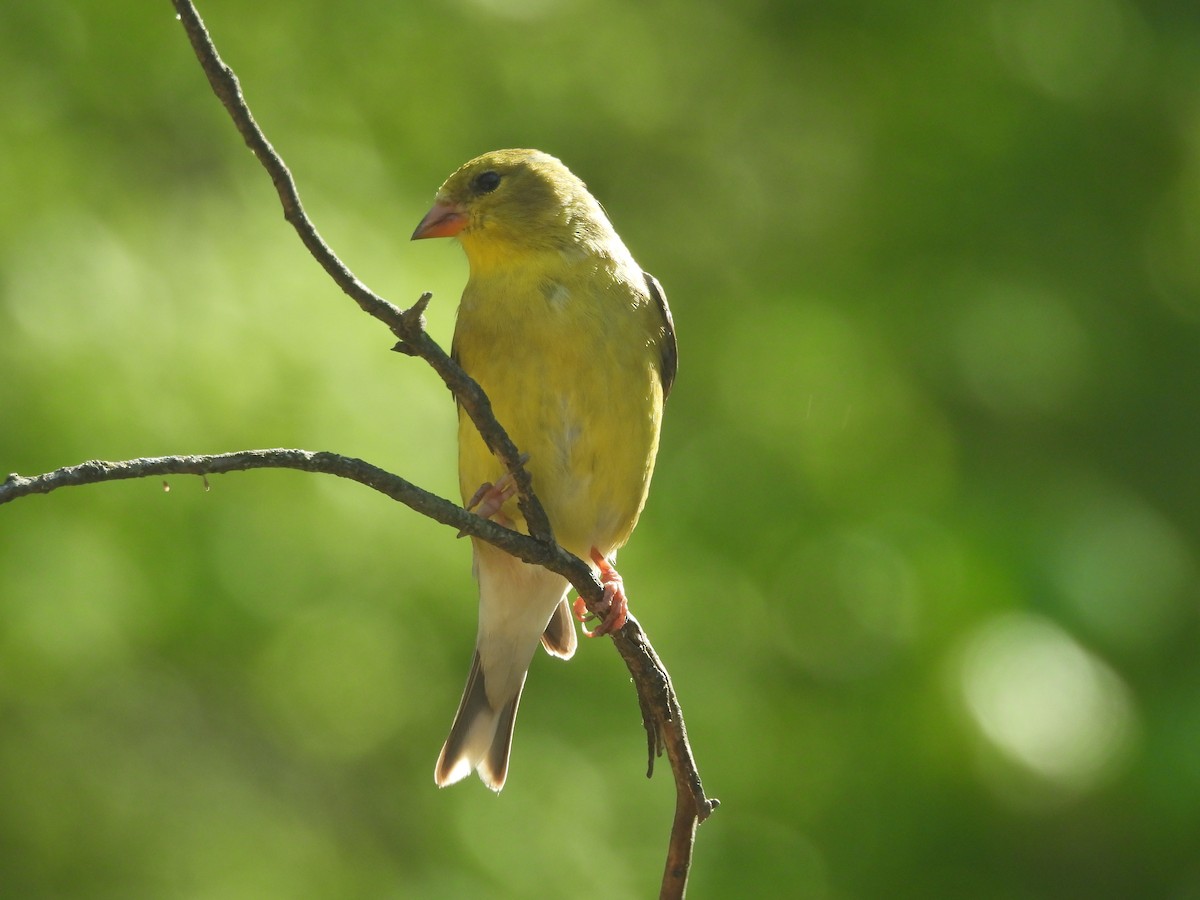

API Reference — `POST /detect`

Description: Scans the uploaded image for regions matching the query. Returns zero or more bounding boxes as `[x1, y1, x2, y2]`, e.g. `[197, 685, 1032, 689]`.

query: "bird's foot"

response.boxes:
[460, 454, 532, 534]
[465, 478, 514, 520]
[572, 547, 629, 637]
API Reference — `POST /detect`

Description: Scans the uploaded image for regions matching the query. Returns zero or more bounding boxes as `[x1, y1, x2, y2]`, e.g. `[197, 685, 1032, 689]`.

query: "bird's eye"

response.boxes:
[472, 170, 502, 194]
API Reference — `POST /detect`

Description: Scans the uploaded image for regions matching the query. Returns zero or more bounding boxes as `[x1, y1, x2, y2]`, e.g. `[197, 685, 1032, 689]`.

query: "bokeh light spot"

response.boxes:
[1050, 484, 1194, 651]
[990, 0, 1145, 103]
[957, 613, 1136, 795]
[778, 529, 921, 681]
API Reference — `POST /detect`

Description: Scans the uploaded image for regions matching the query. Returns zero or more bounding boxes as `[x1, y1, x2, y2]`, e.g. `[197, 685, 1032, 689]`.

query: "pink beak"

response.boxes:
[412, 201, 468, 240]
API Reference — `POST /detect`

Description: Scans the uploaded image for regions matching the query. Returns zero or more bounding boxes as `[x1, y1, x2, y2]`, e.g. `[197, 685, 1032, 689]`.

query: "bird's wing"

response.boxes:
[644, 271, 677, 398]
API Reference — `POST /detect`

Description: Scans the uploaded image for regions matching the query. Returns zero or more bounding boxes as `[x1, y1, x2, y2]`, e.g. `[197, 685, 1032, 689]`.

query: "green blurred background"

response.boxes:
[2, 0, 1199, 897]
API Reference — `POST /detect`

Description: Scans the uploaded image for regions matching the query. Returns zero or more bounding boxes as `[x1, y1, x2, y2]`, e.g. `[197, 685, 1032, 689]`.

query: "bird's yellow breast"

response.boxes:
[454, 250, 665, 560]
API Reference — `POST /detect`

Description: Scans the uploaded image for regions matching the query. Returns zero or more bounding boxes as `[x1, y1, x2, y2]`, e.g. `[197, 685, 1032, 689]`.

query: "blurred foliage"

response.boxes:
[2, 0, 1199, 897]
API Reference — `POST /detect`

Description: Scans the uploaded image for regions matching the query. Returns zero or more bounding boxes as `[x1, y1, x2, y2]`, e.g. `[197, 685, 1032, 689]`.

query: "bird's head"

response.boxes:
[412, 149, 613, 272]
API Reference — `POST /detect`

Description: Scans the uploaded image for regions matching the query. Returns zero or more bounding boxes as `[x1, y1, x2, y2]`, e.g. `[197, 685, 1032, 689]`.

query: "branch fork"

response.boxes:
[2, 4, 719, 897]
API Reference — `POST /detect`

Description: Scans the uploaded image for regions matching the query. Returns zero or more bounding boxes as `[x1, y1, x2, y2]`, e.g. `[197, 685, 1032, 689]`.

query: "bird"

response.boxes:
[411, 148, 676, 791]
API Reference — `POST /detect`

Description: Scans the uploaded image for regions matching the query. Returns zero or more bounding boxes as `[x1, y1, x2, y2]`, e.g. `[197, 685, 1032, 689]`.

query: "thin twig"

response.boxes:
[3, 449, 722, 877]
[167, 0, 717, 889]
[169, 1, 550, 543]
[4, 451, 542, 566]
[6, 4, 719, 895]
[3, 445, 718, 898]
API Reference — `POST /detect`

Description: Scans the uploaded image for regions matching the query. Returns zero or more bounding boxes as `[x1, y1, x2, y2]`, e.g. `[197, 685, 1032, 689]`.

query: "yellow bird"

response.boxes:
[412, 149, 676, 791]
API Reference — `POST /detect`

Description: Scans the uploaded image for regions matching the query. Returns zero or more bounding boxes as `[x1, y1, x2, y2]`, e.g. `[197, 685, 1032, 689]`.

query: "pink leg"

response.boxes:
[462, 454, 530, 529]
[459, 476, 517, 536]
[572, 547, 629, 637]
[464, 476, 515, 521]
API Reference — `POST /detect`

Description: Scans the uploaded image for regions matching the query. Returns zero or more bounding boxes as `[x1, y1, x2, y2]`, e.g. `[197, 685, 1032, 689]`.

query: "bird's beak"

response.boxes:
[412, 201, 468, 240]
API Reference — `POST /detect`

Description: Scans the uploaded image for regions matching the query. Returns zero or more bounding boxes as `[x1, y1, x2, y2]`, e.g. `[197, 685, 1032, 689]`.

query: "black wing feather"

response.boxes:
[644, 271, 677, 399]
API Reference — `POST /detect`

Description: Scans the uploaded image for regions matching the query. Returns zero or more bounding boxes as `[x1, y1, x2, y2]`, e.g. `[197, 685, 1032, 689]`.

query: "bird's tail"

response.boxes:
[436, 543, 577, 791]
[434, 596, 575, 791]
[434, 648, 524, 791]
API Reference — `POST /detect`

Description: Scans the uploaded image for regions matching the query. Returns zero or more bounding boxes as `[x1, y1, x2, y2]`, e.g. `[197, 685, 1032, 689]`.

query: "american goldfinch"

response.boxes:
[412, 148, 676, 791]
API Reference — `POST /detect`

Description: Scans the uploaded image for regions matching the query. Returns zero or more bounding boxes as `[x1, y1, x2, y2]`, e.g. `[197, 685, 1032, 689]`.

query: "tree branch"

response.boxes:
[10, 3, 723, 896]
[4, 450, 553, 571]
[169, 2, 550, 543]
[4, 448, 719, 896]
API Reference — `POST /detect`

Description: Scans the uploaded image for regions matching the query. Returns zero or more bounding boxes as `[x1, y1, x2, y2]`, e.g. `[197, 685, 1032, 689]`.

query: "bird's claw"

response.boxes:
[465, 478, 515, 520]
[573, 547, 629, 637]
[459, 478, 515, 537]
[459, 454, 532, 535]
